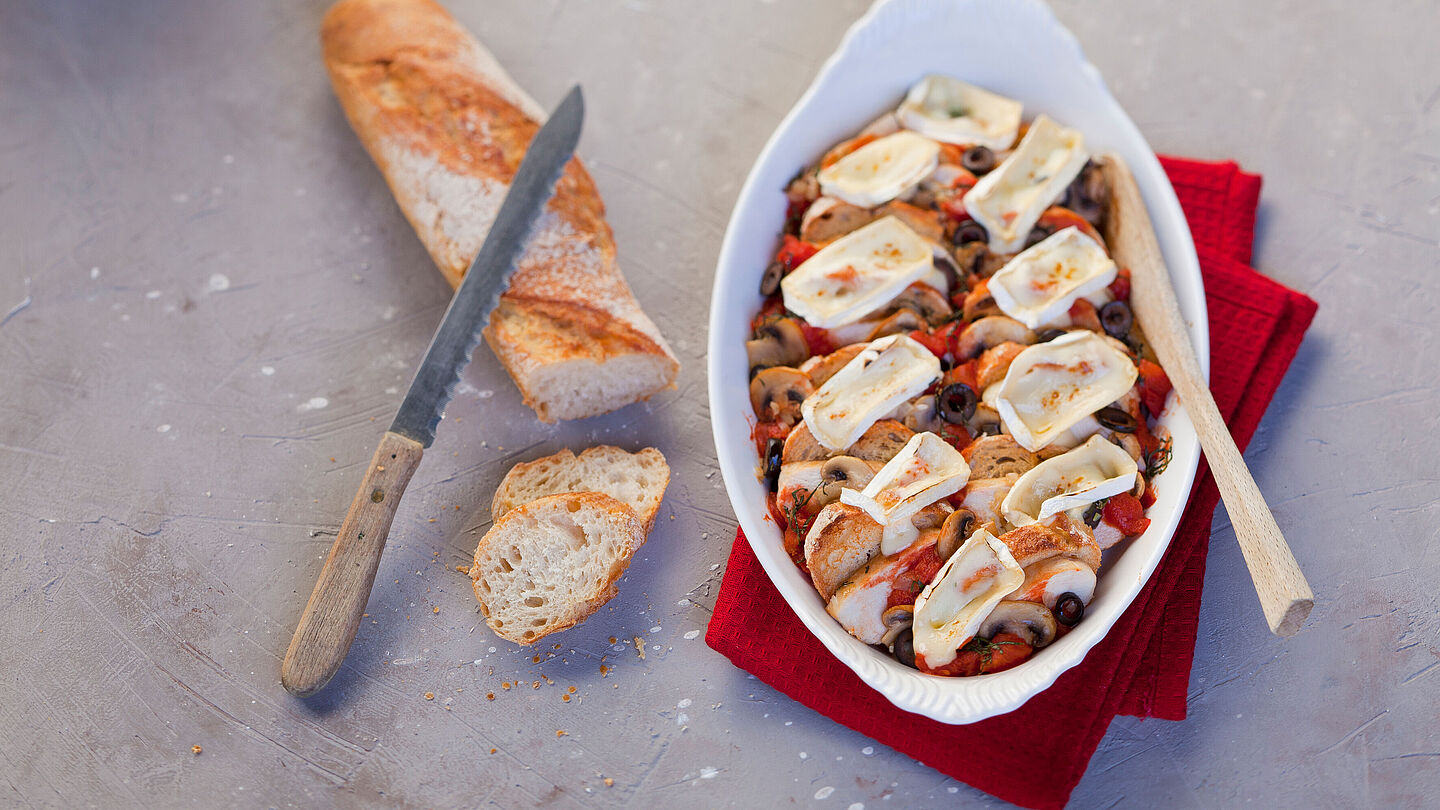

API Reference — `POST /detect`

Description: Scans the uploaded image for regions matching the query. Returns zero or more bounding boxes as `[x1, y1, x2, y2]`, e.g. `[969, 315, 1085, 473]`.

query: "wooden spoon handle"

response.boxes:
[1100, 154, 1314, 637]
[282, 431, 424, 696]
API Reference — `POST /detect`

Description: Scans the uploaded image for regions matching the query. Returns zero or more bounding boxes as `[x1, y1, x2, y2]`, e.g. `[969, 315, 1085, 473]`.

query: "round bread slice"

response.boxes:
[470, 491, 644, 645]
[490, 446, 669, 531]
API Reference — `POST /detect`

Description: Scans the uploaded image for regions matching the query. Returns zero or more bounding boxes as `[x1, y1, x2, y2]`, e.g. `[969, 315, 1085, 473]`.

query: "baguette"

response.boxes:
[491, 446, 669, 532]
[321, 0, 679, 421]
[470, 492, 644, 644]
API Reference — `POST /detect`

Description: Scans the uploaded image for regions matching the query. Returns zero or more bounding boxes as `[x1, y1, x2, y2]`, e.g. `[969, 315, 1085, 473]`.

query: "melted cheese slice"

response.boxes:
[896, 75, 1023, 150]
[818, 131, 940, 207]
[801, 334, 940, 451]
[780, 216, 934, 328]
[993, 331, 1138, 451]
[963, 115, 1088, 253]
[989, 228, 1118, 328]
[912, 528, 1025, 669]
[841, 432, 971, 554]
[1001, 435, 1139, 526]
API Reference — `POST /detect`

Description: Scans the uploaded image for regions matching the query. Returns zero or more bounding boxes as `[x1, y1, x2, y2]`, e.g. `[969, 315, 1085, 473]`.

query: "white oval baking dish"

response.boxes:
[707, 0, 1206, 724]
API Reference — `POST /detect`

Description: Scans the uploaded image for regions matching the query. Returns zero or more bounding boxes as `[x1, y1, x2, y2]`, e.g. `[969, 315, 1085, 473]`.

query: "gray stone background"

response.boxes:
[1, 0, 1436, 807]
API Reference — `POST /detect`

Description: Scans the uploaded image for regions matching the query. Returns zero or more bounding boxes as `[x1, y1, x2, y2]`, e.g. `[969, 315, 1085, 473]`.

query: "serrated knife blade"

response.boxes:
[282, 86, 584, 698]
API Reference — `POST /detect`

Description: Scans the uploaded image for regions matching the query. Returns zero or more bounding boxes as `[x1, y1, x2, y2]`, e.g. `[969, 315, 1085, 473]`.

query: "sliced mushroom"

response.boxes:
[968, 403, 1003, 437]
[959, 476, 1015, 530]
[1111, 431, 1144, 463]
[880, 282, 953, 325]
[965, 435, 1039, 479]
[747, 318, 810, 374]
[936, 507, 977, 561]
[909, 501, 953, 532]
[780, 419, 916, 465]
[876, 200, 944, 244]
[880, 604, 914, 646]
[903, 392, 947, 434]
[961, 280, 1003, 320]
[815, 456, 876, 506]
[978, 600, 1058, 648]
[800, 343, 866, 388]
[865, 307, 926, 341]
[749, 366, 814, 426]
[955, 317, 1037, 360]
[800, 196, 875, 243]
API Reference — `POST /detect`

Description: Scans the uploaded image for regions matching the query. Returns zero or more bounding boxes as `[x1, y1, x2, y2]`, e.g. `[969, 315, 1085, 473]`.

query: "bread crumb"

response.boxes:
[433, 606, 440, 614]
[486, 692, 495, 700]
[532, 655, 541, 663]
[599, 664, 610, 677]
[567, 685, 577, 693]
[603, 777, 614, 787]
[502, 682, 511, 690]
[191, 745, 202, 755]
[532, 680, 541, 689]
[424, 692, 434, 701]
[556, 730, 567, 737]
[455, 564, 468, 573]
[489, 747, 497, 754]
[609, 637, 617, 644]
[561, 694, 571, 703]
[633, 636, 645, 659]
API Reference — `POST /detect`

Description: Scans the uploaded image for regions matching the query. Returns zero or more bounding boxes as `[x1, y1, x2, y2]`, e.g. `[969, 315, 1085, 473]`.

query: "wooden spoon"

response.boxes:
[1099, 154, 1314, 636]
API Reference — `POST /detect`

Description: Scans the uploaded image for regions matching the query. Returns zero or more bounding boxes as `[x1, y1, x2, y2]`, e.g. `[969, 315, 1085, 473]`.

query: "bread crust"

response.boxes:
[321, 0, 678, 421]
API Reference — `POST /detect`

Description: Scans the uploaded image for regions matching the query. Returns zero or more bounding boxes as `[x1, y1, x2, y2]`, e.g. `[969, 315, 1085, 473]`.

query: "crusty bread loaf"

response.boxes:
[469, 492, 644, 644]
[321, 0, 679, 422]
[492, 446, 669, 532]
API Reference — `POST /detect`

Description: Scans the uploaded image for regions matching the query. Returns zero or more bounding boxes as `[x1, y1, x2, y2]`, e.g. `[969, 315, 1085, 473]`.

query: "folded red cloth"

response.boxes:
[705, 157, 1318, 810]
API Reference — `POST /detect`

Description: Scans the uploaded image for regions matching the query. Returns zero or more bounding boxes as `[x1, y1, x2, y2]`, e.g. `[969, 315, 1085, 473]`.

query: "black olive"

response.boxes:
[1099, 300, 1133, 339]
[935, 383, 978, 424]
[892, 627, 917, 669]
[953, 220, 988, 246]
[759, 261, 784, 296]
[1095, 405, 1137, 433]
[1036, 328, 1067, 343]
[1082, 500, 1105, 528]
[1054, 593, 1085, 627]
[1024, 223, 1055, 249]
[961, 145, 996, 174]
[763, 437, 784, 486]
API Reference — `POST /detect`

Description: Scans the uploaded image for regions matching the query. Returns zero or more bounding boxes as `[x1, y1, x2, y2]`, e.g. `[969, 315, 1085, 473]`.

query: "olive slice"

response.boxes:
[1099, 300, 1133, 339]
[763, 437, 784, 486]
[1095, 405, 1137, 433]
[935, 382, 978, 424]
[759, 261, 784, 296]
[1036, 328, 1067, 343]
[892, 627, 917, 669]
[953, 220, 988, 246]
[1054, 592, 1085, 627]
[961, 145, 995, 174]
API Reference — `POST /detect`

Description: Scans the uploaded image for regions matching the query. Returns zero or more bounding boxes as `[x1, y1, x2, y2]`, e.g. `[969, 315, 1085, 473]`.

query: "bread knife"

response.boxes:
[282, 86, 585, 697]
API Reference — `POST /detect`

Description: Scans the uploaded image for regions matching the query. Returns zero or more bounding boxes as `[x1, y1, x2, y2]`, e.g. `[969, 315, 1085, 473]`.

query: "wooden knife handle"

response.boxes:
[282, 431, 424, 696]
[1100, 154, 1314, 637]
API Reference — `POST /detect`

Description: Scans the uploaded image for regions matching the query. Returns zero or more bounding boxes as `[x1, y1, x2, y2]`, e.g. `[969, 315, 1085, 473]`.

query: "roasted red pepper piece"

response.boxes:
[1137, 358, 1173, 417]
[1102, 492, 1152, 536]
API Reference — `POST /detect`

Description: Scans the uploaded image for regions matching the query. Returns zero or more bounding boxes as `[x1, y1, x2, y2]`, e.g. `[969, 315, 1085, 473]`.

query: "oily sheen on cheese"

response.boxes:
[1001, 435, 1140, 526]
[963, 115, 1089, 253]
[993, 331, 1138, 451]
[780, 216, 934, 328]
[800, 334, 940, 451]
[817, 131, 940, 208]
[912, 528, 1024, 669]
[988, 228, 1118, 328]
[896, 75, 1023, 150]
[841, 431, 971, 554]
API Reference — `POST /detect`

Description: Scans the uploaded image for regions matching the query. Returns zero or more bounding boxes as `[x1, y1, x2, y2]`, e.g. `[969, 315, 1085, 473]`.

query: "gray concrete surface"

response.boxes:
[1, 0, 1436, 807]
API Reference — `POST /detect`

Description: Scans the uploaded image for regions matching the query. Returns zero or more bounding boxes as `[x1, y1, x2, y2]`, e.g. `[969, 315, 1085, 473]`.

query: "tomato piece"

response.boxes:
[820, 133, 878, 168]
[917, 633, 1034, 676]
[939, 194, 973, 225]
[907, 329, 949, 359]
[934, 422, 973, 453]
[752, 419, 790, 459]
[776, 234, 819, 270]
[1109, 267, 1132, 301]
[981, 633, 1035, 673]
[943, 359, 980, 394]
[885, 544, 944, 609]
[1036, 206, 1105, 246]
[797, 320, 835, 356]
[1102, 492, 1152, 536]
[1067, 297, 1102, 332]
[1137, 359, 1173, 417]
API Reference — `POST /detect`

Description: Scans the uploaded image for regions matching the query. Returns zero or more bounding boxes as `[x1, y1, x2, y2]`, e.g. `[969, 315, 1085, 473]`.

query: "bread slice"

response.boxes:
[492, 446, 669, 531]
[321, 0, 679, 422]
[470, 492, 644, 644]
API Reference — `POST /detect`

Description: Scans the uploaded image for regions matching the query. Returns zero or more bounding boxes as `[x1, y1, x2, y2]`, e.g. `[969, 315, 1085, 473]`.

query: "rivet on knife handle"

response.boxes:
[282, 431, 423, 697]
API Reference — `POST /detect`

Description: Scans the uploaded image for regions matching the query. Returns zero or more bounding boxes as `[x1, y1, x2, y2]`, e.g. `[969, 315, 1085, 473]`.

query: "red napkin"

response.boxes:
[705, 157, 1318, 810]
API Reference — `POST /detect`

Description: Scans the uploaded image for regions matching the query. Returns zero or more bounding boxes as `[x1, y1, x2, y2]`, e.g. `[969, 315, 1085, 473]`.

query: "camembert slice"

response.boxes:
[993, 331, 1138, 451]
[988, 228, 1118, 328]
[780, 216, 934, 329]
[1001, 435, 1140, 526]
[896, 75, 1023, 150]
[818, 131, 940, 208]
[801, 334, 940, 451]
[912, 528, 1025, 669]
[963, 114, 1088, 253]
[841, 431, 971, 554]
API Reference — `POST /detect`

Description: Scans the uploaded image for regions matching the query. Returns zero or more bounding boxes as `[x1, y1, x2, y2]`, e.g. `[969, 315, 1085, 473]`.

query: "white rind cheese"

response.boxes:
[801, 334, 941, 451]
[988, 228, 1118, 328]
[840, 431, 971, 554]
[895, 75, 1023, 150]
[1001, 435, 1140, 526]
[963, 115, 1089, 253]
[993, 331, 1138, 451]
[818, 131, 940, 208]
[780, 216, 934, 329]
[912, 528, 1025, 669]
